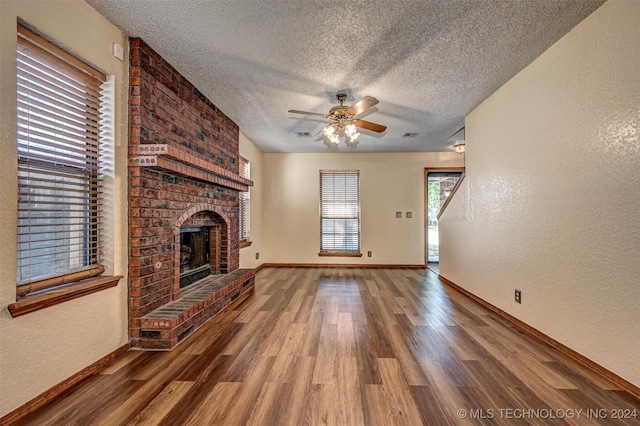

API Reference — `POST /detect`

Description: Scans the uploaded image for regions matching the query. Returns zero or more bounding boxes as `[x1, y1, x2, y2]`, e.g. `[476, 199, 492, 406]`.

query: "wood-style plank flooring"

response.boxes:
[16, 268, 640, 425]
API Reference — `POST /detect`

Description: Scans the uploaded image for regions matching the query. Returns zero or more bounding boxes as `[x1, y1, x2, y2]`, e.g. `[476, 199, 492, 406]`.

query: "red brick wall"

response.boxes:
[128, 38, 241, 344]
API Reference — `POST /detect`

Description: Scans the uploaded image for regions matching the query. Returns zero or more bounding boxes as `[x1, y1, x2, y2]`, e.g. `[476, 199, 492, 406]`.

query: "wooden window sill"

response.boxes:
[7, 275, 123, 318]
[240, 240, 253, 249]
[318, 251, 363, 258]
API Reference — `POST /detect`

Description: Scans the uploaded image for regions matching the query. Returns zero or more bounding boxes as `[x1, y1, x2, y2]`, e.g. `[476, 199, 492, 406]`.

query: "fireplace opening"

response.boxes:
[180, 226, 211, 288]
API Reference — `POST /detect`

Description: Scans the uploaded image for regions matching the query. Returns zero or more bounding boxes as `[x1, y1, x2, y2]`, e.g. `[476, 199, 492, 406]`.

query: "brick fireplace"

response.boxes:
[179, 224, 215, 288]
[128, 38, 254, 350]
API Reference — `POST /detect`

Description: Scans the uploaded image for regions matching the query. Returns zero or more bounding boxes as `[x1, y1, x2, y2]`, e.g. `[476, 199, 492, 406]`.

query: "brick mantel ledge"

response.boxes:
[128, 144, 253, 191]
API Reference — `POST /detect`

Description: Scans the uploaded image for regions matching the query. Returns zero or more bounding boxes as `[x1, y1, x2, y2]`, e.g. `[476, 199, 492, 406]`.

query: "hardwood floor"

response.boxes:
[15, 268, 639, 425]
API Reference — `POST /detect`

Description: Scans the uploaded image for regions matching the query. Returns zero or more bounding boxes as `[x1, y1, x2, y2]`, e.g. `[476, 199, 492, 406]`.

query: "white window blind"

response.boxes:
[16, 25, 106, 295]
[320, 170, 360, 252]
[239, 157, 250, 241]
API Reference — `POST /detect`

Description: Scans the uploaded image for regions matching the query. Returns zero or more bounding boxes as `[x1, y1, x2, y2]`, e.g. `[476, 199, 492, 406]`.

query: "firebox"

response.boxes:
[180, 227, 211, 288]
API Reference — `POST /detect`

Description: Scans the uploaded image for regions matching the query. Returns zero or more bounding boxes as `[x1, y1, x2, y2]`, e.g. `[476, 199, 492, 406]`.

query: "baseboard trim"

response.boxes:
[0, 343, 130, 425]
[438, 274, 640, 400]
[259, 263, 426, 269]
[253, 263, 268, 273]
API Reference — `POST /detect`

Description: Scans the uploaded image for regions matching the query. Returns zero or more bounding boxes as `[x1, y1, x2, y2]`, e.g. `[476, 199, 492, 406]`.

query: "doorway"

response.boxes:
[425, 169, 464, 266]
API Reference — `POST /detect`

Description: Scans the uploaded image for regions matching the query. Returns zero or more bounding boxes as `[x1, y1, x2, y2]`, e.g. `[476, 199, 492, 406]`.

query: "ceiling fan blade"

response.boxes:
[353, 119, 386, 133]
[346, 96, 379, 116]
[288, 110, 329, 118]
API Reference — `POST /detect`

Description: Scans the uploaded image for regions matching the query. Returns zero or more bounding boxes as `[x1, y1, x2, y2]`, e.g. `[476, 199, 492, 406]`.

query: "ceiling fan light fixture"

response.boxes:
[323, 121, 359, 145]
[345, 123, 358, 137]
[453, 142, 466, 154]
[291, 94, 385, 148]
[324, 123, 344, 145]
[323, 124, 337, 138]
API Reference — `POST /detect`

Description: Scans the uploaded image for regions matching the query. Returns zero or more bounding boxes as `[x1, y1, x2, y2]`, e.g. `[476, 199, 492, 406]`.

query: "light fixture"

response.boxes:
[323, 120, 359, 146]
[323, 124, 340, 144]
[453, 142, 466, 154]
[345, 123, 358, 138]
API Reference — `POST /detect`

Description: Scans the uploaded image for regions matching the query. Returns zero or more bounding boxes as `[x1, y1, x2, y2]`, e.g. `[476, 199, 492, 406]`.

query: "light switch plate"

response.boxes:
[395, 211, 402, 218]
[406, 212, 412, 218]
[113, 43, 124, 61]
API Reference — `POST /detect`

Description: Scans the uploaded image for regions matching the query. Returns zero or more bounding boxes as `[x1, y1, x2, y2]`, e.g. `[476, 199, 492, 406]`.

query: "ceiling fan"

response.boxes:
[288, 94, 387, 145]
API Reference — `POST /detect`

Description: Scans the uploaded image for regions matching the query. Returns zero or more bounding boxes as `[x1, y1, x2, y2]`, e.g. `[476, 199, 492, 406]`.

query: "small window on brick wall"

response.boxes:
[319, 170, 361, 257]
[239, 157, 250, 244]
[16, 24, 106, 296]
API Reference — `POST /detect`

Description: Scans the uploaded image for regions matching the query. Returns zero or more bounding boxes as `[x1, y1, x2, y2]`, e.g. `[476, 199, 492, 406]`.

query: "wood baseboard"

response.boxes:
[253, 263, 267, 273]
[259, 263, 426, 269]
[0, 343, 129, 425]
[437, 274, 640, 400]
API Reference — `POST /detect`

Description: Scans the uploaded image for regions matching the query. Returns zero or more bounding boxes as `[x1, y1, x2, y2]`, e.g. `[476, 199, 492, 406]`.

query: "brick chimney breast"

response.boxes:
[127, 38, 253, 350]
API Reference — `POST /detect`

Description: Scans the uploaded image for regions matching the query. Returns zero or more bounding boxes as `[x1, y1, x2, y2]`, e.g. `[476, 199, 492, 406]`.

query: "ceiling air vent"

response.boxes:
[403, 132, 418, 138]
[295, 132, 312, 137]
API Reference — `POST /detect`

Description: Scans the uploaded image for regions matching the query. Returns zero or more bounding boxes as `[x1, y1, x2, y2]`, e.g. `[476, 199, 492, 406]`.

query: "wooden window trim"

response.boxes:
[17, 25, 106, 82]
[16, 23, 106, 292]
[7, 275, 123, 318]
[239, 157, 250, 242]
[318, 251, 363, 258]
[16, 265, 104, 297]
[319, 170, 361, 253]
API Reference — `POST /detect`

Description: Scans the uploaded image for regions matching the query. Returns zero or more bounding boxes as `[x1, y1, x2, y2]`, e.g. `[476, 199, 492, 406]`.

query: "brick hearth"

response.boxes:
[127, 38, 253, 349]
[139, 269, 255, 350]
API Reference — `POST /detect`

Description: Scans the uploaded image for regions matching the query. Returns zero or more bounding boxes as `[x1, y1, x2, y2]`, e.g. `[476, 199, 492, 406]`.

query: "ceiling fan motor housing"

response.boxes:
[288, 94, 386, 133]
[329, 105, 351, 128]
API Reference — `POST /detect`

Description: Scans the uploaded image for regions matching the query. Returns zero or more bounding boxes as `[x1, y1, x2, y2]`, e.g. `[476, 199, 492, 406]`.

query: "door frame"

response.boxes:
[423, 167, 465, 266]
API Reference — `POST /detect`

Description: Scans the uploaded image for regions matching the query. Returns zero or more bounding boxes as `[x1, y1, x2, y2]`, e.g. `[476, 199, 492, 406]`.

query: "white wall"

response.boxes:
[263, 152, 463, 265]
[0, 1, 129, 416]
[239, 133, 264, 269]
[439, 0, 640, 387]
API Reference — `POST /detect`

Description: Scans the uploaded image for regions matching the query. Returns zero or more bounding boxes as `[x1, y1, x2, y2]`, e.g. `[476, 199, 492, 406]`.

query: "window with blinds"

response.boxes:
[239, 157, 250, 242]
[320, 170, 360, 253]
[16, 24, 106, 295]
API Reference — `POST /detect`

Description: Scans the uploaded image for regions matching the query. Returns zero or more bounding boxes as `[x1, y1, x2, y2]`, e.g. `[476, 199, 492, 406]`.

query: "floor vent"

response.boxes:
[141, 330, 161, 339]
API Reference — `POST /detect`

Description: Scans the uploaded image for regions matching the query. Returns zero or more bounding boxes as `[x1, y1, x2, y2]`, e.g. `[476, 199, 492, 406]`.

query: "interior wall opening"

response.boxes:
[425, 169, 464, 267]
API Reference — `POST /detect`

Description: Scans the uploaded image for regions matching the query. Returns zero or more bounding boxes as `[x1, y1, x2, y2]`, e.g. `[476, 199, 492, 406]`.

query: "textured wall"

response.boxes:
[0, 1, 129, 416]
[439, 0, 640, 387]
[263, 152, 463, 265]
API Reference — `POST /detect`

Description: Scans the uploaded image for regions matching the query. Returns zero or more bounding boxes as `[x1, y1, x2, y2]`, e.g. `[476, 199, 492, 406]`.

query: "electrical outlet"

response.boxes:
[255, 252, 259, 260]
[367, 251, 372, 257]
[395, 211, 402, 218]
[515, 289, 521, 304]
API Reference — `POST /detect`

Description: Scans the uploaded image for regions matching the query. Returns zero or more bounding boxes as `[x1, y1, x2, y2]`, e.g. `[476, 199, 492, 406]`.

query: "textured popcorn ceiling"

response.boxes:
[86, 0, 604, 153]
